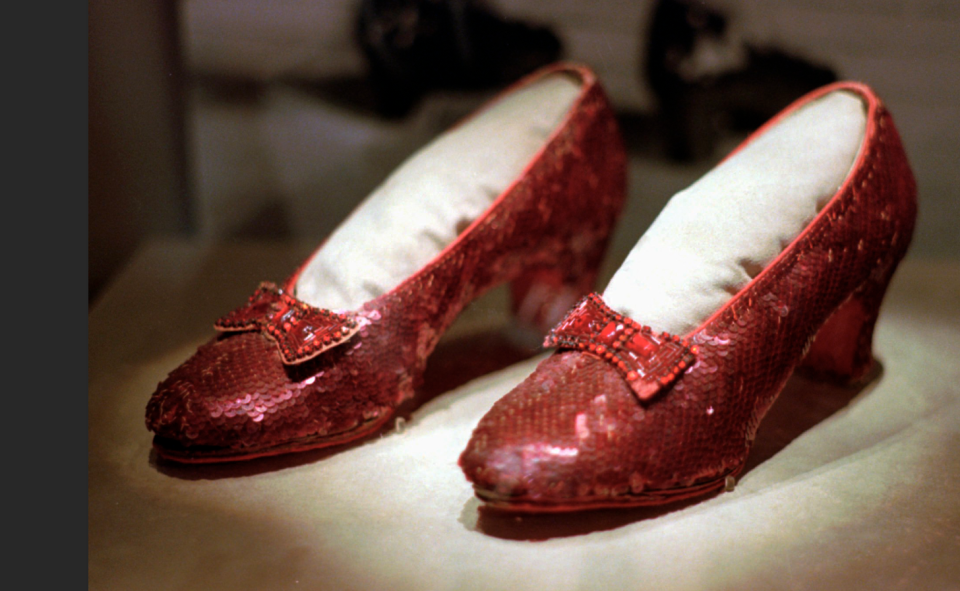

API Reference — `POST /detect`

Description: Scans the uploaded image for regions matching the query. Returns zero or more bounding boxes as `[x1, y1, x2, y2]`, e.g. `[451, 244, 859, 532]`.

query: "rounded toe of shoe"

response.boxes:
[144, 328, 399, 461]
[144, 376, 206, 445]
[144, 332, 316, 459]
[460, 351, 659, 508]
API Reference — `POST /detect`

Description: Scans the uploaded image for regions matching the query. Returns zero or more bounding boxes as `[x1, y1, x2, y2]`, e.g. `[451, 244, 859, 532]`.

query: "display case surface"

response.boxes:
[89, 240, 960, 591]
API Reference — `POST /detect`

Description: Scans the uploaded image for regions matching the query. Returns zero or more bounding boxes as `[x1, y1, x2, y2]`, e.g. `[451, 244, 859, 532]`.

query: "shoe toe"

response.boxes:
[146, 326, 403, 460]
[461, 351, 654, 505]
[145, 331, 319, 454]
[461, 348, 745, 508]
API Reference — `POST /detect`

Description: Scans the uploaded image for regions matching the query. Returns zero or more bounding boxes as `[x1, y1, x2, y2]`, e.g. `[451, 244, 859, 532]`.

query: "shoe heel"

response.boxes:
[799, 261, 900, 383]
[510, 268, 592, 335]
[510, 232, 611, 334]
[510, 79, 626, 336]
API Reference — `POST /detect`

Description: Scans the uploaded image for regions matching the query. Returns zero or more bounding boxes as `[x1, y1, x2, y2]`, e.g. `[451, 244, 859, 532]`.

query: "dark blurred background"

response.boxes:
[89, 0, 960, 304]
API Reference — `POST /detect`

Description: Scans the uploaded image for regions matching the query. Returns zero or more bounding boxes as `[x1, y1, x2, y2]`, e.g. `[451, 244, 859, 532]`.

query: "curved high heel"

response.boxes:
[460, 81, 917, 511]
[145, 63, 626, 463]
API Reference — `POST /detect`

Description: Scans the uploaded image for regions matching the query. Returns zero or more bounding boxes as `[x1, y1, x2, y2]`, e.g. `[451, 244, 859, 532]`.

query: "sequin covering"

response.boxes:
[144, 63, 627, 462]
[459, 81, 917, 511]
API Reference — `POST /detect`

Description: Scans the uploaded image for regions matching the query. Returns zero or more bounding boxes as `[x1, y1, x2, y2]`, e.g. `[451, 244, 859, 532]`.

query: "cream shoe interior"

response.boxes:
[295, 73, 583, 310]
[604, 90, 867, 335]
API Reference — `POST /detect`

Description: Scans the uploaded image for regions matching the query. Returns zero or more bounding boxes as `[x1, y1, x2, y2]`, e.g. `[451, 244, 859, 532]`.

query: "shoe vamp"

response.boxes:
[462, 350, 749, 499]
[145, 331, 390, 449]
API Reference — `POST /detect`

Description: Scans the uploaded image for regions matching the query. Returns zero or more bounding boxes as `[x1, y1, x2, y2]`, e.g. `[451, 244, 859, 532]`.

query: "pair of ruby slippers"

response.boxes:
[146, 63, 916, 512]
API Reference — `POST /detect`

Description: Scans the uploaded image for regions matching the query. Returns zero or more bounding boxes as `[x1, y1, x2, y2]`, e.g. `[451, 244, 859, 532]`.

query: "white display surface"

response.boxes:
[89, 240, 960, 591]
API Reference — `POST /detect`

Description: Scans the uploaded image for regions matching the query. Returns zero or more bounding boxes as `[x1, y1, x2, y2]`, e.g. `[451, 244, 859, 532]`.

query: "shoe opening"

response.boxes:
[294, 70, 584, 310]
[604, 88, 867, 335]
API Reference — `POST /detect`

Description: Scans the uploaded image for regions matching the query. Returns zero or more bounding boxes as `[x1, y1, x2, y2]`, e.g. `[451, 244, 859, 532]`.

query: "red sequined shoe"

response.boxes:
[145, 63, 626, 463]
[459, 81, 917, 511]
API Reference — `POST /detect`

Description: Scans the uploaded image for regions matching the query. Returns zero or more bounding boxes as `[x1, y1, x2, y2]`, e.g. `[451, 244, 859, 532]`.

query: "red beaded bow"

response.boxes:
[215, 282, 361, 365]
[544, 293, 697, 401]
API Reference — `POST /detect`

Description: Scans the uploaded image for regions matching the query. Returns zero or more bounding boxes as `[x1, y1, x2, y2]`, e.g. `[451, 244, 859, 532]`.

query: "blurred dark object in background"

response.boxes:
[645, 0, 837, 161]
[357, 0, 563, 118]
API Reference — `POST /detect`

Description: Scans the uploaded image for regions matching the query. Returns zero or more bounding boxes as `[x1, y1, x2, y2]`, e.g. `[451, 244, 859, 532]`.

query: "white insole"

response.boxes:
[295, 73, 583, 310]
[603, 90, 867, 335]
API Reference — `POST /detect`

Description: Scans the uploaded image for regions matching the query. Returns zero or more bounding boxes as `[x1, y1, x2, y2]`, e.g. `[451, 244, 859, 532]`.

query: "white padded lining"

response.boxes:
[604, 90, 867, 335]
[295, 73, 582, 310]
